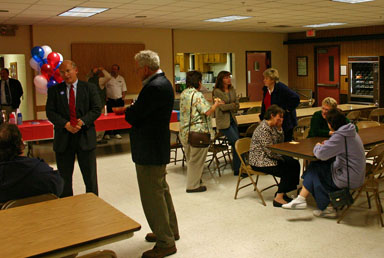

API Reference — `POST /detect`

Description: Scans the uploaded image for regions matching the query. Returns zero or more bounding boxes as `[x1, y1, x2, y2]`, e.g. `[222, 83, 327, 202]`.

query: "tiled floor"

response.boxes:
[31, 134, 384, 258]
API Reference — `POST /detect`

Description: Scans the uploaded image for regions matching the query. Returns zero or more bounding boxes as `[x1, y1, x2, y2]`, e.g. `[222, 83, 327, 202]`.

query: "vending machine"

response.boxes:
[348, 56, 384, 107]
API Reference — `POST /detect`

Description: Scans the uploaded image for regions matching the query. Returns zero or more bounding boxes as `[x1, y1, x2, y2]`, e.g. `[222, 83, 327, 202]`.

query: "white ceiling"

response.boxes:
[0, 0, 384, 33]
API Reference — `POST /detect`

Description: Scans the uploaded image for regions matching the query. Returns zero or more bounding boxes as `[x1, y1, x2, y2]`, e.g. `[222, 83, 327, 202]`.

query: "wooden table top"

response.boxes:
[0, 193, 141, 258]
[239, 100, 310, 110]
[268, 125, 384, 161]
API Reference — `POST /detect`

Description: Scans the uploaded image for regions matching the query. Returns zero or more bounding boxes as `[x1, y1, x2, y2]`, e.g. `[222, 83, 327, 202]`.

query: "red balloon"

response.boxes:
[47, 52, 61, 68]
[53, 68, 63, 83]
[41, 64, 53, 78]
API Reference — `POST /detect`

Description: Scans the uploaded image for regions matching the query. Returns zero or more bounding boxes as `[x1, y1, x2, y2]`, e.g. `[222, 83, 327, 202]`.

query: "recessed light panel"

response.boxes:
[304, 22, 346, 28]
[331, 0, 374, 3]
[205, 16, 252, 23]
[59, 7, 109, 17]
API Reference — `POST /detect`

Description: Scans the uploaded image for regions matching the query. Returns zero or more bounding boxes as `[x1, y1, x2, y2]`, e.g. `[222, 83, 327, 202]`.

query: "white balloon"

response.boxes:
[29, 57, 40, 71]
[58, 52, 63, 62]
[41, 45, 52, 59]
[34, 75, 48, 95]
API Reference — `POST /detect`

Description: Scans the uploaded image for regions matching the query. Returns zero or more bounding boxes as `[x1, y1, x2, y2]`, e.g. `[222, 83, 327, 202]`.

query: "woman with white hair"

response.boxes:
[259, 68, 300, 142]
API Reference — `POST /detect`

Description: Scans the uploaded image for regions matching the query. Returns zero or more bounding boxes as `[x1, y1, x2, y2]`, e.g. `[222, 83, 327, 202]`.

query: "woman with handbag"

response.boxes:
[179, 71, 224, 193]
[212, 71, 240, 176]
[249, 105, 301, 207]
[283, 109, 365, 218]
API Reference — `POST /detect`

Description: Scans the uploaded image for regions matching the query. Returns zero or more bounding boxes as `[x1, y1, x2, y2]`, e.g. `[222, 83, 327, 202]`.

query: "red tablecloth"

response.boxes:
[94, 113, 131, 132]
[18, 120, 54, 141]
[17, 111, 178, 141]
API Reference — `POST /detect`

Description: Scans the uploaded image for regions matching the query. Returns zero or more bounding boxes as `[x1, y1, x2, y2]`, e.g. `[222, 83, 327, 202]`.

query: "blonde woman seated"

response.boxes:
[249, 105, 300, 207]
[308, 97, 356, 138]
[179, 71, 223, 193]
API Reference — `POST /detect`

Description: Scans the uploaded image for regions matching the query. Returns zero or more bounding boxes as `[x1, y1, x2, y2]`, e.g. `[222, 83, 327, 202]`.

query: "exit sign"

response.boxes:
[306, 29, 316, 37]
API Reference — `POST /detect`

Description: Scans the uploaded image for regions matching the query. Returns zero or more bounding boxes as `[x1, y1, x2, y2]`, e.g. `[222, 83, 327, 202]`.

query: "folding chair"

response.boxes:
[368, 108, 384, 123]
[346, 110, 361, 124]
[1, 193, 58, 210]
[337, 143, 384, 227]
[239, 123, 258, 138]
[356, 121, 381, 129]
[234, 137, 278, 206]
[206, 132, 232, 176]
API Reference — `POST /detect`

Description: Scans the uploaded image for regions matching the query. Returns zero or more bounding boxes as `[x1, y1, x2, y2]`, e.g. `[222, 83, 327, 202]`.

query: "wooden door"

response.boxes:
[246, 51, 271, 101]
[316, 46, 340, 105]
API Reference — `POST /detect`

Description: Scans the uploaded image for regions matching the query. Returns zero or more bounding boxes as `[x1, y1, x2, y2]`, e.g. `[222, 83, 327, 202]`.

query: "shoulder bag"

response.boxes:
[188, 92, 211, 148]
[329, 137, 354, 208]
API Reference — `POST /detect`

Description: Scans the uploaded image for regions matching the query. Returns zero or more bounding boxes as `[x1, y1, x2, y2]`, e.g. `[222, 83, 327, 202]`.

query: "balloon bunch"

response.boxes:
[30, 45, 64, 94]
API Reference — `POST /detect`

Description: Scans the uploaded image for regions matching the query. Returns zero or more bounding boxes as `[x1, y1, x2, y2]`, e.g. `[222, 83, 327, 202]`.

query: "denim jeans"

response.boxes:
[219, 118, 240, 174]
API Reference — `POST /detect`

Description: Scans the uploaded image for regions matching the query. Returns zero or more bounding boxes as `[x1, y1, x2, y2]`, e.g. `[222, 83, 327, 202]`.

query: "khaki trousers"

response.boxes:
[181, 139, 208, 190]
[136, 164, 179, 248]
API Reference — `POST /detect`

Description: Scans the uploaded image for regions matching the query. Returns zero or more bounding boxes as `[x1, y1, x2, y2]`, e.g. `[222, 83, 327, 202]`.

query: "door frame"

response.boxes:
[245, 51, 271, 98]
[314, 45, 340, 106]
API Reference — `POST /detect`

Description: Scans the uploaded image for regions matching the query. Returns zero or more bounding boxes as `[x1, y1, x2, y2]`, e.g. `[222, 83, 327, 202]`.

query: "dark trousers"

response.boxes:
[55, 136, 98, 197]
[220, 118, 241, 174]
[251, 156, 300, 193]
[106, 98, 124, 135]
[136, 164, 179, 248]
[284, 128, 294, 142]
[302, 160, 340, 210]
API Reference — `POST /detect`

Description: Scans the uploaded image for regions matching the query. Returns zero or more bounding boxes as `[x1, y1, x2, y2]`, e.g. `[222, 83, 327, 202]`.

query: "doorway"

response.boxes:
[315, 46, 340, 105]
[246, 51, 271, 101]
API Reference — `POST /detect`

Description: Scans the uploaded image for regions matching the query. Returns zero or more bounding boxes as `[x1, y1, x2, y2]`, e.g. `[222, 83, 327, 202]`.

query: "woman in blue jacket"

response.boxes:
[259, 68, 300, 141]
[282, 109, 366, 218]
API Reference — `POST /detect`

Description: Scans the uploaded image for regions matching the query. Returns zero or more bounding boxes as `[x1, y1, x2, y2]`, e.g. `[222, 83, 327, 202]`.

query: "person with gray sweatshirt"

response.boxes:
[282, 108, 365, 218]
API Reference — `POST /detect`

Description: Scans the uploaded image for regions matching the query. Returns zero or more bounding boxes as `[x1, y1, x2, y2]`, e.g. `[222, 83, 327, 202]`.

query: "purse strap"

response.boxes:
[188, 91, 209, 135]
[344, 136, 350, 189]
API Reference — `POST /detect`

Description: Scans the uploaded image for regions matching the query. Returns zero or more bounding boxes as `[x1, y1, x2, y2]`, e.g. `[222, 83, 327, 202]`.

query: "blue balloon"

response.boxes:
[31, 46, 44, 59]
[33, 54, 42, 63]
[47, 79, 57, 88]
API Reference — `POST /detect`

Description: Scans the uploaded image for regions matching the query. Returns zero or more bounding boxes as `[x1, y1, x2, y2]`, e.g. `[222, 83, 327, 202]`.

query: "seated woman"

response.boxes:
[249, 105, 300, 207]
[283, 109, 365, 218]
[308, 97, 356, 138]
[179, 71, 223, 193]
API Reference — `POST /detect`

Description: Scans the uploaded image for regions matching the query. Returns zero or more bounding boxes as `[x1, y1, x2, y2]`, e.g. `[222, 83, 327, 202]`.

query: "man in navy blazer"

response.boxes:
[0, 68, 23, 118]
[125, 50, 179, 258]
[46, 60, 101, 197]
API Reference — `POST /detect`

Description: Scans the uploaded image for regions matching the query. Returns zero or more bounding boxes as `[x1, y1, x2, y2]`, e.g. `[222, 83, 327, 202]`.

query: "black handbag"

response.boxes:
[187, 92, 211, 148]
[329, 137, 354, 208]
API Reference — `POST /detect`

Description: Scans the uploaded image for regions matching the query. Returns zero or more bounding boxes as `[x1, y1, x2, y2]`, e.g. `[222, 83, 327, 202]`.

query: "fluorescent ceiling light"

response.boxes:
[59, 7, 109, 17]
[304, 22, 346, 28]
[205, 16, 251, 23]
[331, 0, 374, 3]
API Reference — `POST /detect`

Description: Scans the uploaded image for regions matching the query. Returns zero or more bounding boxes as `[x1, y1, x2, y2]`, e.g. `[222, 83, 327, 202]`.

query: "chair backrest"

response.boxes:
[1, 193, 58, 210]
[356, 121, 381, 129]
[346, 110, 361, 122]
[293, 117, 311, 140]
[368, 108, 384, 122]
[235, 137, 251, 168]
[366, 143, 384, 177]
[246, 106, 261, 114]
[244, 123, 258, 137]
[77, 250, 117, 258]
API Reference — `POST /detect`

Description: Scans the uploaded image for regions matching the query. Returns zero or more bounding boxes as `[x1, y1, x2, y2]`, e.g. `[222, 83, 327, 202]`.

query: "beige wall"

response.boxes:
[0, 26, 34, 120]
[173, 30, 288, 97]
[1, 25, 289, 120]
[32, 25, 173, 118]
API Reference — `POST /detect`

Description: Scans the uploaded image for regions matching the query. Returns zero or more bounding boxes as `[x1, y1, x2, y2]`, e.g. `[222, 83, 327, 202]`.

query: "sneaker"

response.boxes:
[282, 196, 307, 209]
[313, 207, 337, 219]
[104, 135, 110, 140]
[115, 134, 122, 139]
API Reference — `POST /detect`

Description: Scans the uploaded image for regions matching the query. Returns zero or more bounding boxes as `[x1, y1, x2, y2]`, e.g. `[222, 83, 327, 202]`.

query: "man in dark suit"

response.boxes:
[125, 50, 179, 258]
[46, 60, 101, 197]
[0, 68, 23, 119]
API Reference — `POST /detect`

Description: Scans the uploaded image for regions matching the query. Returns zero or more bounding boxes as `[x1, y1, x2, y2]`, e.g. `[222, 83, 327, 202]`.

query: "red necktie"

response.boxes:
[69, 85, 77, 126]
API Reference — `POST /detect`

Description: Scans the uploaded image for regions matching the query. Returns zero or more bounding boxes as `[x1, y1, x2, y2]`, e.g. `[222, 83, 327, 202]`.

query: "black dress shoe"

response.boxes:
[186, 186, 207, 193]
[273, 200, 284, 207]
